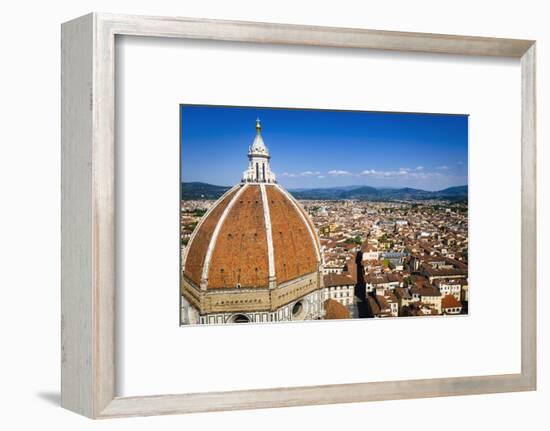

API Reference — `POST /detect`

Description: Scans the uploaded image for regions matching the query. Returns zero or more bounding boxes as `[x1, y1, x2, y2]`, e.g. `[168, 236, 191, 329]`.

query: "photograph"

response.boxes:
[180, 105, 469, 325]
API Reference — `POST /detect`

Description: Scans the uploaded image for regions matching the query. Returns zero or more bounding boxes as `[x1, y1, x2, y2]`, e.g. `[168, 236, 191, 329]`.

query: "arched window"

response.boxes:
[255, 163, 259, 180]
[262, 163, 266, 181]
[230, 314, 250, 323]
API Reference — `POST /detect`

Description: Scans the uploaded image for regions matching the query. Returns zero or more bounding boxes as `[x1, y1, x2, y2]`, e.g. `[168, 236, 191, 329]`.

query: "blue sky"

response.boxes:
[180, 105, 468, 191]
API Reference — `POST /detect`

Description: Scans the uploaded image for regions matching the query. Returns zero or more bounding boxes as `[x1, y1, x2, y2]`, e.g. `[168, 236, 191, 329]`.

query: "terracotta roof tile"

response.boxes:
[324, 273, 355, 287]
[183, 184, 319, 289]
[208, 185, 269, 288]
[324, 299, 350, 319]
[442, 294, 462, 309]
[267, 186, 318, 284]
[183, 187, 239, 286]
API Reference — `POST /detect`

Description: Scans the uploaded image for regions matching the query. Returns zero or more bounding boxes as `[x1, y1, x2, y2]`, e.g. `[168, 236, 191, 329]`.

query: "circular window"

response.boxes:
[291, 301, 306, 320]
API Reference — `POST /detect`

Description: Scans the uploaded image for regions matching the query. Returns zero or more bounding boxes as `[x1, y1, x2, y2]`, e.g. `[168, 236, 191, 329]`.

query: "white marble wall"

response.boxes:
[182, 289, 323, 325]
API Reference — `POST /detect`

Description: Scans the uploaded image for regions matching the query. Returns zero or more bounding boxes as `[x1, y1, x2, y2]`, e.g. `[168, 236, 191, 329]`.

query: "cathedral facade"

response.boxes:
[181, 119, 325, 325]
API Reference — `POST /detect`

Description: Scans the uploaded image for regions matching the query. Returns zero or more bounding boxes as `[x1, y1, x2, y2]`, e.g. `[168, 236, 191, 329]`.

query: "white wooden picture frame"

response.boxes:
[61, 12, 536, 419]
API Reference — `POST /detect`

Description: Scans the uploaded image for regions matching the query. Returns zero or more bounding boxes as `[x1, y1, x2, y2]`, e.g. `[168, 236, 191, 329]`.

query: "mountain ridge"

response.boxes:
[181, 182, 468, 201]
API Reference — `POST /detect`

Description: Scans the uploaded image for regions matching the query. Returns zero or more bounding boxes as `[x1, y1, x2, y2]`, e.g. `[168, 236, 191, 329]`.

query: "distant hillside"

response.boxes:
[180, 182, 231, 200]
[287, 185, 378, 200]
[181, 182, 468, 202]
[290, 185, 468, 201]
[435, 186, 469, 197]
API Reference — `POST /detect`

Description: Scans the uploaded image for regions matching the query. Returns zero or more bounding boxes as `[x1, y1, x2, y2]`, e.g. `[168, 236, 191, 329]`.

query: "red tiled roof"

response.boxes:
[183, 184, 319, 289]
[324, 273, 355, 287]
[442, 294, 462, 309]
[183, 187, 239, 286]
[324, 299, 350, 319]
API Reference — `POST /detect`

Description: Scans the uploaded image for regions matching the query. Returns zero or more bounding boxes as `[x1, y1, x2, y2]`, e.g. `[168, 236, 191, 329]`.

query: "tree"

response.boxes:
[345, 236, 362, 245]
[193, 208, 207, 217]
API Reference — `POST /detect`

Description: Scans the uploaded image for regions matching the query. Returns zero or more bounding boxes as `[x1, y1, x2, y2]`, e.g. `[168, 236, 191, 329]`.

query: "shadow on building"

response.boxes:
[354, 251, 370, 318]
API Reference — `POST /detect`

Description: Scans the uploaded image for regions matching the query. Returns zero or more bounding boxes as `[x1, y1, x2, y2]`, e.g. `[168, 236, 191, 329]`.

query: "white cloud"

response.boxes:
[328, 170, 353, 176]
[281, 170, 321, 178]
[360, 169, 376, 175]
[284, 166, 451, 182]
[300, 171, 321, 177]
[360, 168, 442, 180]
[361, 169, 408, 177]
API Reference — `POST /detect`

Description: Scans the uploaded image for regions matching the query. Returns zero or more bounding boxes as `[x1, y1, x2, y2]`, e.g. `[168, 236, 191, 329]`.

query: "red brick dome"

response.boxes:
[182, 183, 321, 290]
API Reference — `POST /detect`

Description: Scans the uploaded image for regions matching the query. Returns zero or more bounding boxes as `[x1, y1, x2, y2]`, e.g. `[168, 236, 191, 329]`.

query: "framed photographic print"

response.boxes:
[61, 13, 536, 419]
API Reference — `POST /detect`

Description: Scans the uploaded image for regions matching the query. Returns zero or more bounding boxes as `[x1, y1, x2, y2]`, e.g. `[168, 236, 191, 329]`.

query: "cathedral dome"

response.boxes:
[181, 118, 324, 325]
[182, 182, 321, 290]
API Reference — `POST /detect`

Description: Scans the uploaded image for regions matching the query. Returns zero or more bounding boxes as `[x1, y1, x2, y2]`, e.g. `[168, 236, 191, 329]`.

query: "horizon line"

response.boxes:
[181, 181, 468, 192]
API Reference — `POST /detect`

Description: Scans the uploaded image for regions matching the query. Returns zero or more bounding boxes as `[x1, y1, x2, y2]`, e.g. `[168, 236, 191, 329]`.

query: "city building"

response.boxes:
[322, 273, 355, 307]
[420, 257, 468, 282]
[435, 279, 463, 301]
[441, 294, 463, 315]
[410, 283, 443, 314]
[394, 287, 413, 314]
[367, 294, 393, 318]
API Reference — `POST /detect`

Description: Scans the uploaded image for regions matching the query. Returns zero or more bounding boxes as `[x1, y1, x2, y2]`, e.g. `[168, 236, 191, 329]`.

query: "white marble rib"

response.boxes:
[181, 184, 240, 271]
[259, 184, 276, 286]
